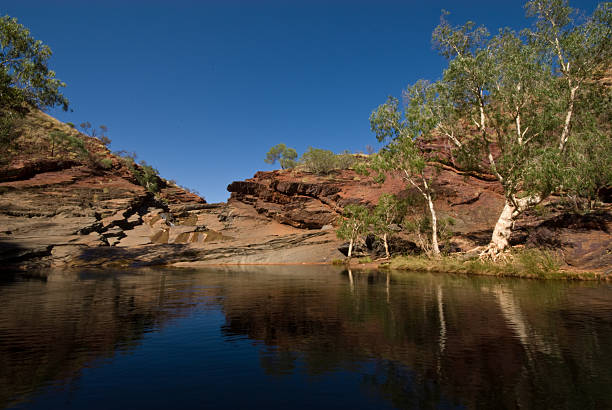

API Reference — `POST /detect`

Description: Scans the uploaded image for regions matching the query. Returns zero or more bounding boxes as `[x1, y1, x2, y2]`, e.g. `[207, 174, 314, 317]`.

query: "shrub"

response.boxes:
[99, 158, 113, 169]
[335, 150, 357, 170]
[301, 147, 337, 174]
[133, 161, 160, 193]
[403, 215, 455, 256]
[48, 131, 87, 158]
[114, 151, 161, 193]
[0, 111, 21, 165]
[515, 249, 562, 277]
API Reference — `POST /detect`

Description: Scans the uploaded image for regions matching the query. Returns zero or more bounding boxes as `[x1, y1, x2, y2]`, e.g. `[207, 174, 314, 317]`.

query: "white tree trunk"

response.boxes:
[427, 193, 440, 256]
[487, 199, 516, 256]
[347, 238, 354, 259]
[482, 194, 542, 260]
[383, 233, 390, 259]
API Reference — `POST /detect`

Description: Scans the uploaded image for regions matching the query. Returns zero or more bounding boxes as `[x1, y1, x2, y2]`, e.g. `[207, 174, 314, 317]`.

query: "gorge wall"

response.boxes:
[1, 111, 610, 273]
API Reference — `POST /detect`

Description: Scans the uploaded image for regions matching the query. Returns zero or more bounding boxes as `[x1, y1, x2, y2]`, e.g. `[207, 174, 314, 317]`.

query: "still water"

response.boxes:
[1, 266, 611, 409]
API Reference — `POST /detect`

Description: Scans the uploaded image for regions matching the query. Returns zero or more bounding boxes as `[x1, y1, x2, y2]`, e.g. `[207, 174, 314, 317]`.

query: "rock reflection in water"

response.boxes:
[0, 266, 611, 409]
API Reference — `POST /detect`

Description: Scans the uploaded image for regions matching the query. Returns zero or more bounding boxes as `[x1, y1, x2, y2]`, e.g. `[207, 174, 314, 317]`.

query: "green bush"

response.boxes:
[515, 249, 562, 277]
[114, 151, 161, 193]
[335, 150, 357, 170]
[132, 161, 160, 193]
[301, 147, 337, 174]
[99, 158, 113, 169]
[48, 131, 87, 158]
[0, 111, 21, 165]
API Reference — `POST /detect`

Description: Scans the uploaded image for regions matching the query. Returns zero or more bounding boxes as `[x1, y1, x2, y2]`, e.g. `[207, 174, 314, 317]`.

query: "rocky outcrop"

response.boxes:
[227, 167, 612, 273]
[0, 111, 346, 270]
[1, 110, 610, 273]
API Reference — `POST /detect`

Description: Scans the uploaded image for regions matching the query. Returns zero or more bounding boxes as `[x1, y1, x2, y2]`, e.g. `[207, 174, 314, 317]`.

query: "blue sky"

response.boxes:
[3, 0, 601, 202]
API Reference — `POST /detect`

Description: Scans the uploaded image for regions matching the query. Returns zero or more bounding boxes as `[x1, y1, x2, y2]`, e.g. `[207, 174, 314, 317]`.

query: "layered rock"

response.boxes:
[1, 110, 610, 273]
[227, 167, 612, 273]
[0, 111, 346, 270]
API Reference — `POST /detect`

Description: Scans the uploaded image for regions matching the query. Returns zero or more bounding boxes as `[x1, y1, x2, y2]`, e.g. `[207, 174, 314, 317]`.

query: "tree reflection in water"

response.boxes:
[1, 266, 611, 409]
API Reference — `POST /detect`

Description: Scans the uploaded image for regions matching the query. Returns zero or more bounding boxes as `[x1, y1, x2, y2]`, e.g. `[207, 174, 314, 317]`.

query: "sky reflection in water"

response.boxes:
[1, 266, 611, 409]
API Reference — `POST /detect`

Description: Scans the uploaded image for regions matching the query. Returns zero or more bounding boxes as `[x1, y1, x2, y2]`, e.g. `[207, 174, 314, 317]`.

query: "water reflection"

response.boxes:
[1, 267, 611, 409]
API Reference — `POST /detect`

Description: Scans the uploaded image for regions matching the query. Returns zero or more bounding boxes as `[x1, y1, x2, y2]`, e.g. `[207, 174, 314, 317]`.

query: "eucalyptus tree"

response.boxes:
[336, 204, 372, 259]
[372, 193, 405, 259]
[423, 1, 611, 259]
[0, 15, 68, 161]
[368, 88, 442, 257]
[264, 143, 298, 169]
[0, 15, 68, 113]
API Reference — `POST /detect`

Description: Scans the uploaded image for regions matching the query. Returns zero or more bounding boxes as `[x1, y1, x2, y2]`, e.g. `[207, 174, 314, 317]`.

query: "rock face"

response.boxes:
[1, 110, 610, 273]
[228, 167, 612, 273]
[0, 111, 346, 269]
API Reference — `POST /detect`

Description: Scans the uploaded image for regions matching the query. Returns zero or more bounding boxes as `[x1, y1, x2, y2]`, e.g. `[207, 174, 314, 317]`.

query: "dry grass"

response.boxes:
[383, 249, 602, 280]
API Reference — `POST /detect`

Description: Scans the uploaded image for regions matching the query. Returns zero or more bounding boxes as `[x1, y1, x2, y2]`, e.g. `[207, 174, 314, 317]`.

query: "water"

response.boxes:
[1, 266, 611, 409]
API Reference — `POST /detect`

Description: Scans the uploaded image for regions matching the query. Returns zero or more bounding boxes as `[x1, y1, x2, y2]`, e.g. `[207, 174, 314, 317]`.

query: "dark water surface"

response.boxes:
[1, 266, 612, 409]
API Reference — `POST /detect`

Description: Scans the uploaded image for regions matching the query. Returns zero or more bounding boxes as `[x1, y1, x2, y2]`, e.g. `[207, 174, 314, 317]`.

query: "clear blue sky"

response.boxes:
[3, 0, 601, 202]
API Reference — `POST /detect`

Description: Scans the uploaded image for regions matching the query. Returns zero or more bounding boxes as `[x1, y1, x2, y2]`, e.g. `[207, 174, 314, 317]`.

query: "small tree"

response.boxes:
[403, 214, 455, 257]
[80, 122, 111, 147]
[48, 131, 87, 158]
[265, 143, 298, 169]
[372, 193, 405, 258]
[336, 204, 371, 259]
[368, 91, 442, 257]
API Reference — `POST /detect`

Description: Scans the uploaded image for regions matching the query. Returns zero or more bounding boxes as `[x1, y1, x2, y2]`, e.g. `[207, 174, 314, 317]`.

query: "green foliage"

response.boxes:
[561, 86, 612, 208]
[403, 215, 455, 255]
[371, 194, 406, 258]
[48, 131, 87, 158]
[428, 1, 611, 208]
[295, 147, 362, 174]
[99, 158, 113, 169]
[115, 151, 161, 193]
[265, 143, 298, 169]
[372, 194, 404, 235]
[0, 15, 69, 161]
[515, 249, 562, 277]
[386, 249, 567, 278]
[0, 110, 21, 165]
[301, 147, 337, 174]
[0, 15, 68, 111]
[335, 150, 358, 170]
[358, 256, 373, 264]
[368, 91, 442, 255]
[132, 161, 160, 193]
[336, 204, 372, 257]
[368, 92, 435, 183]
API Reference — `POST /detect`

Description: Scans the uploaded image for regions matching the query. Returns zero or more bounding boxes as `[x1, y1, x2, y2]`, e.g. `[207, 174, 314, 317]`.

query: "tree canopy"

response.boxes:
[0, 15, 69, 163]
[400, 0, 611, 259]
[264, 143, 298, 169]
[0, 15, 68, 112]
